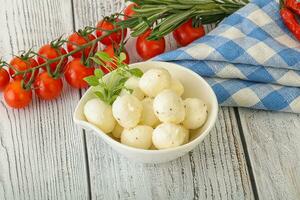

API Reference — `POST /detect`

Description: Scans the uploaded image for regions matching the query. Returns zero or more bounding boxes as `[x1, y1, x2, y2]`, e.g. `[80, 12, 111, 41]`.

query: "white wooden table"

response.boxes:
[0, 0, 300, 199]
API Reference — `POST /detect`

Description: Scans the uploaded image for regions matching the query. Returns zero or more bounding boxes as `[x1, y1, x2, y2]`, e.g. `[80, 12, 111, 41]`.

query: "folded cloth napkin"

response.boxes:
[154, 0, 300, 113]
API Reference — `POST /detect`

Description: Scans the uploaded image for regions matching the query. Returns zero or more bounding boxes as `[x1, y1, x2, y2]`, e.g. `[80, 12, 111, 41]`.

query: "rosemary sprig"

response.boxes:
[120, 0, 248, 39]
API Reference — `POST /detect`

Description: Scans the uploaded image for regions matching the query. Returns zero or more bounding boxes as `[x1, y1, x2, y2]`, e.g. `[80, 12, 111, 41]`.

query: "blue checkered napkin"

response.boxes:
[155, 0, 300, 113]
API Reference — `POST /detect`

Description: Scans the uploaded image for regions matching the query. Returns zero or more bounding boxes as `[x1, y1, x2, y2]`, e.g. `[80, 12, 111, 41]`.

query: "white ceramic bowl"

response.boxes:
[73, 61, 218, 163]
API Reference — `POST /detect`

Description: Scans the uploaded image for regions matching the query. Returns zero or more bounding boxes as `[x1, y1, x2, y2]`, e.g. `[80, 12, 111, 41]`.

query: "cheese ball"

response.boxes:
[112, 123, 123, 139]
[153, 89, 185, 124]
[84, 98, 116, 133]
[170, 79, 184, 96]
[152, 123, 189, 149]
[140, 98, 160, 127]
[120, 77, 145, 100]
[139, 68, 171, 97]
[183, 98, 208, 129]
[121, 125, 153, 149]
[112, 94, 143, 128]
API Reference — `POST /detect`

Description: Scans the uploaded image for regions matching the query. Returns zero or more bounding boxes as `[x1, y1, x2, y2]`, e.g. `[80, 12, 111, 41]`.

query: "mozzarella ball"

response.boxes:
[112, 123, 123, 139]
[170, 79, 184, 96]
[139, 68, 171, 97]
[84, 98, 116, 133]
[121, 125, 153, 149]
[120, 77, 145, 100]
[153, 89, 185, 124]
[152, 123, 189, 149]
[183, 98, 208, 129]
[112, 94, 143, 128]
[140, 98, 160, 127]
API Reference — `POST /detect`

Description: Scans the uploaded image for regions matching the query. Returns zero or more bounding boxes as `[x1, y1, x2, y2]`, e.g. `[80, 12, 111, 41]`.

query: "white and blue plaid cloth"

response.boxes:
[155, 0, 300, 113]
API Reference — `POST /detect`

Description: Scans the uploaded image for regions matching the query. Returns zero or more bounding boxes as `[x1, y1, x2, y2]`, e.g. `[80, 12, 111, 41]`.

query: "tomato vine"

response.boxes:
[0, 0, 247, 109]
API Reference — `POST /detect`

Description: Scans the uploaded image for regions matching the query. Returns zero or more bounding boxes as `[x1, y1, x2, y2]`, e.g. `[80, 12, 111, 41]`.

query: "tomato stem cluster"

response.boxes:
[0, 0, 247, 109]
[5, 28, 119, 80]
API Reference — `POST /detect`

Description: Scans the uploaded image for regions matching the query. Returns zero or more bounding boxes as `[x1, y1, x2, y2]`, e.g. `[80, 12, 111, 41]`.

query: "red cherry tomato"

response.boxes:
[64, 58, 95, 89]
[100, 44, 130, 74]
[124, 3, 138, 20]
[0, 68, 10, 91]
[136, 29, 166, 60]
[67, 32, 98, 59]
[37, 44, 68, 73]
[9, 57, 39, 82]
[34, 72, 63, 100]
[173, 19, 205, 47]
[4, 80, 32, 109]
[96, 18, 127, 45]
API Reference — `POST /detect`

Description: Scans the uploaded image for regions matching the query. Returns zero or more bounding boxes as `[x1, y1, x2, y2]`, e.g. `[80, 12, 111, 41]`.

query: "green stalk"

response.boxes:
[122, 0, 249, 39]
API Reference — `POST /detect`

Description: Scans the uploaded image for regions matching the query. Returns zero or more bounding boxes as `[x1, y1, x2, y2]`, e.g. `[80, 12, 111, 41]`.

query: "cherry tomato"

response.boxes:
[100, 44, 130, 74]
[37, 44, 68, 73]
[9, 57, 39, 82]
[173, 19, 205, 47]
[96, 18, 127, 45]
[4, 80, 32, 109]
[136, 29, 166, 60]
[0, 68, 10, 91]
[124, 3, 138, 20]
[64, 58, 95, 89]
[34, 72, 63, 100]
[67, 32, 98, 59]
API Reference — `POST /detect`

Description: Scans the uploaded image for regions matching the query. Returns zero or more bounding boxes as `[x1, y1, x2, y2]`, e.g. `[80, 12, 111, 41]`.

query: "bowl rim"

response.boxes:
[73, 61, 218, 154]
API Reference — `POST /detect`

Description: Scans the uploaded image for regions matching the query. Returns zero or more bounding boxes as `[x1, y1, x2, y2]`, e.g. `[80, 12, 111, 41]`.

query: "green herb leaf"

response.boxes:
[109, 95, 119, 105]
[95, 91, 104, 100]
[88, 49, 144, 105]
[84, 76, 99, 86]
[94, 68, 104, 79]
[118, 77, 128, 85]
[95, 52, 113, 63]
[112, 88, 123, 96]
[119, 52, 127, 63]
[129, 68, 143, 77]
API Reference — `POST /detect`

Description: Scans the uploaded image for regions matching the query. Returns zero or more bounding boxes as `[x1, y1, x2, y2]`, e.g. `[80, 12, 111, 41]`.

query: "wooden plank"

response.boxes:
[72, 0, 255, 199]
[238, 109, 300, 200]
[0, 0, 89, 199]
[85, 108, 254, 199]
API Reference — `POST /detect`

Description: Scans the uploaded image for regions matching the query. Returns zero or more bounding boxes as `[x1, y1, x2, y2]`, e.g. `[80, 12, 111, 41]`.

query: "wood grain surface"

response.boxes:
[85, 108, 254, 200]
[238, 109, 300, 200]
[0, 0, 89, 199]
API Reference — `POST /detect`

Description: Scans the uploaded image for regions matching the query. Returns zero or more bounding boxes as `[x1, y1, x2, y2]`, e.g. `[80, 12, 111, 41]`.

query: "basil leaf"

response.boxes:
[94, 69, 104, 79]
[84, 76, 99, 86]
[109, 95, 119, 105]
[94, 91, 104, 100]
[118, 77, 128, 85]
[119, 52, 127, 63]
[129, 68, 143, 77]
